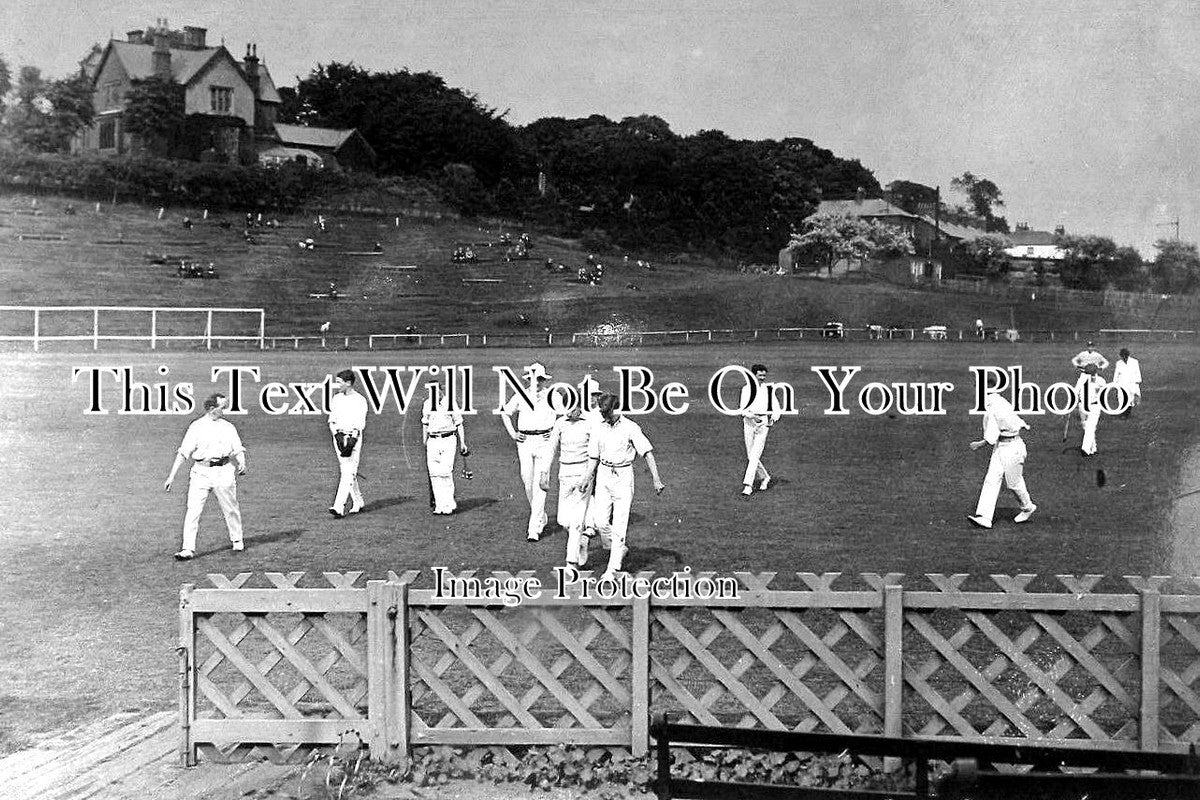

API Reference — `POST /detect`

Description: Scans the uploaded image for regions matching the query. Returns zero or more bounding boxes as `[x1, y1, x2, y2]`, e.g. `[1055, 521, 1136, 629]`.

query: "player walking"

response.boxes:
[327, 369, 367, 518]
[741, 364, 781, 495]
[1077, 364, 1107, 456]
[581, 394, 666, 580]
[422, 381, 469, 515]
[501, 363, 559, 541]
[545, 393, 595, 568]
[1112, 348, 1142, 416]
[967, 391, 1036, 529]
[164, 393, 247, 559]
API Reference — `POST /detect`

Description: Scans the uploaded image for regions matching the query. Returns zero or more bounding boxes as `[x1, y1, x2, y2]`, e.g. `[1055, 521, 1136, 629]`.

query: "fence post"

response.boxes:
[883, 583, 904, 771]
[1140, 586, 1161, 751]
[151, 309, 158, 350]
[205, 310, 213, 351]
[632, 594, 651, 756]
[393, 581, 411, 767]
[368, 580, 407, 765]
[178, 583, 196, 766]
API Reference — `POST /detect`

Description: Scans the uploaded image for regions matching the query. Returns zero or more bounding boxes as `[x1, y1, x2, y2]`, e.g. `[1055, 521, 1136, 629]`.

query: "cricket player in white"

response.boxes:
[583, 394, 666, 579]
[741, 364, 781, 495]
[502, 363, 559, 540]
[1071, 341, 1109, 396]
[967, 392, 1036, 529]
[1112, 348, 1141, 415]
[546, 398, 594, 567]
[164, 393, 247, 558]
[327, 369, 367, 518]
[422, 383, 468, 515]
[1078, 365, 1106, 456]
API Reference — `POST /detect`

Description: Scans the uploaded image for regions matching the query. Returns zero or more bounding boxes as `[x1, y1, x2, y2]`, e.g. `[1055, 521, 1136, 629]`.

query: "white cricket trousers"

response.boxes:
[743, 420, 770, 486]
[595, 463, 635, 573]
[974, 438, 1034, 524]
[426, 435, 458, 513]
[1081, 408, 1101, 455]
[557, 461, 590, 563]
[182, 463, 242, 552]
[518, 436, 553, 535]
[331, 432, 364, 513]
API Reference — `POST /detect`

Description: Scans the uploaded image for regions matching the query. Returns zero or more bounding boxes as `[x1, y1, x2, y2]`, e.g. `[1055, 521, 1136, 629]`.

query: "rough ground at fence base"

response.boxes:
[0, 710, 297, 800]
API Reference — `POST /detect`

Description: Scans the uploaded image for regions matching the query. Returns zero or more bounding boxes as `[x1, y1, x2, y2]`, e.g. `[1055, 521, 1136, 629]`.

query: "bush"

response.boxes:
[0, 151, 361, 211]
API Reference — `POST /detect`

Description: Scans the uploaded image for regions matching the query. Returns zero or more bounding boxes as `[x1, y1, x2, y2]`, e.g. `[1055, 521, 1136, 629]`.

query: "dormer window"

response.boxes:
[209, 86, 232, 114]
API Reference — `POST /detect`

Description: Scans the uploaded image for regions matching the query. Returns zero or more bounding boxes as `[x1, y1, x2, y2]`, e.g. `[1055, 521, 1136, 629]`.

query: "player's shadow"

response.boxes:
[624, 546, 685, 573]
[250, 528, 306, 546]
[192, 528, 305, 559]
[456, 497, 499, 514]
[358, 496, 414, 514]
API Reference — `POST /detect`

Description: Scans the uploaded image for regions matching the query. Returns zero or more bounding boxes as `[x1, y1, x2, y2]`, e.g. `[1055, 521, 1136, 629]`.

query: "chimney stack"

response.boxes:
[182, 26, 207, 48]
[243, 43, 261, 95]
[153, 28, 171, 79]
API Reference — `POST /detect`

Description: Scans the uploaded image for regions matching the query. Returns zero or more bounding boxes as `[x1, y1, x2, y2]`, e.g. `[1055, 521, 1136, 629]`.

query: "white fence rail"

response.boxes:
[0, 306, 265, 351]
[0, 305, 1194, 352]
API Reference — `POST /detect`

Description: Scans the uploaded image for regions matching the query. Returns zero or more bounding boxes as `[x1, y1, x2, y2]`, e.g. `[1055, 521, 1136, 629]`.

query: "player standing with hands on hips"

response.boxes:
[164, 393, 247, 559]
[967, 391, 1036, 530]
[581, 393, 666, 581]
[502, 363, 558, 541]
[741, 363, 781, 496]
[327, 369, 367, 518]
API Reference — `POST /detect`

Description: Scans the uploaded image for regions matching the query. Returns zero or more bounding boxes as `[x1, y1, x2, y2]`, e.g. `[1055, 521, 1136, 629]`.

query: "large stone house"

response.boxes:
[75, 21, 281, 163]
[74, 20, 372, 171]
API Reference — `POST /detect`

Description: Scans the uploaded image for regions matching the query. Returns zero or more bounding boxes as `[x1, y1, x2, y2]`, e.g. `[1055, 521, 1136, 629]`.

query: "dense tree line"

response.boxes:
[282, 63, 878, 260]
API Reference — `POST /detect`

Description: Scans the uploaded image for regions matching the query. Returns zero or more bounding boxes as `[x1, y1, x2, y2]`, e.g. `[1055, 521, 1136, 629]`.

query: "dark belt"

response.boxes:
[428, 430, 457, 438]
[520, 429, 552, 436]
[200, 456, 230, 466]
[560, 460, 588, 466]
[601, 459, 632, 468]
[998, 434, 1020, 442]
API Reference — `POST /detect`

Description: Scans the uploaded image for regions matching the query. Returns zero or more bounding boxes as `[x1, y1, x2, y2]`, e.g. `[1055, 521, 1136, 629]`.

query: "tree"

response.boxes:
[885, 179, 938, 216]
[122, 76, 186, 155]
[0, 55, 12, 118]
[958, 234, 1012, 278]
[292, 62, 528, 184]
[787, 212, 914, 276]
[1150, 239, 1200, 294]
[951, 171, 1003, 218]
[1058, 234, 1146, 291]
[1, 67, 94, 152]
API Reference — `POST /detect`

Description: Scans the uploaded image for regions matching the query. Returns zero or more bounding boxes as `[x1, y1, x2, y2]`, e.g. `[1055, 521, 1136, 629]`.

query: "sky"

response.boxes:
[4, 0, 1199, 255]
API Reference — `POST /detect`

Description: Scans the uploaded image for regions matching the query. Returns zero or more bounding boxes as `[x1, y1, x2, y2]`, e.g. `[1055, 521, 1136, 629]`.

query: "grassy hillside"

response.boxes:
[0, 191, 1188, 337]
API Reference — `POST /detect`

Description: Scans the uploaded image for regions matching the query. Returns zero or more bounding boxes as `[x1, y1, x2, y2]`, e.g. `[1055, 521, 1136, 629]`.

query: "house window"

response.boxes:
[99, 119, 116, 149]
[102, 82, 121, 109]
[1025, 247, 1034, 256]
[209, 86, 233, 114]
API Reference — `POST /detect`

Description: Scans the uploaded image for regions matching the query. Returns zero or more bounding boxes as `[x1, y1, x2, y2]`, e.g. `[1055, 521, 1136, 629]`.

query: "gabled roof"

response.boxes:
[931, 219, 987, 241]
[105, 40, 228, 85]
[815, 198, 920, 220]
[274, 124, 359, 150]
[255, 63, 281, 104]
[1008, 228, 1061, 246]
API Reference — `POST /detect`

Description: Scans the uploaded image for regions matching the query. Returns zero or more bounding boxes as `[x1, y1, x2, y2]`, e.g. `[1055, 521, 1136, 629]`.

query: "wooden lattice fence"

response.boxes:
[178, 572, 1200, 766]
